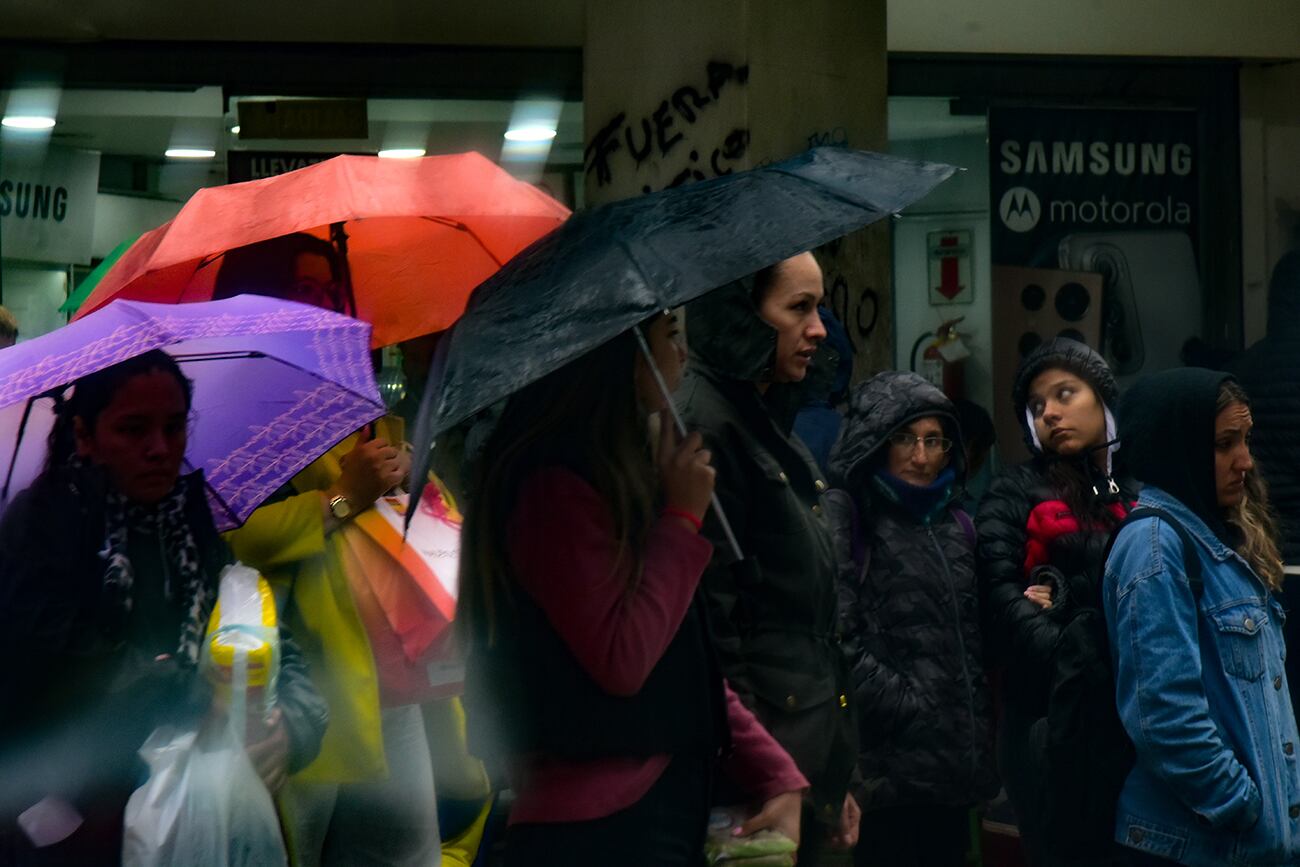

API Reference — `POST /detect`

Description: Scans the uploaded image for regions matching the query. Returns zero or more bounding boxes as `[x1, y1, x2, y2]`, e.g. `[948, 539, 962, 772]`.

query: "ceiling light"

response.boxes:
[165, 148, 216, 159]
[378, 148, 425, 159]
[2, 115, 56, 130]
[230, 125, 241, 134]
[504, 125, 557, 142]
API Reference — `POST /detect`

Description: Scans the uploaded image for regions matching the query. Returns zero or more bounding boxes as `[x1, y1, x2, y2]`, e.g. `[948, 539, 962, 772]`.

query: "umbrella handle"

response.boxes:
[632, 325, 743, 562]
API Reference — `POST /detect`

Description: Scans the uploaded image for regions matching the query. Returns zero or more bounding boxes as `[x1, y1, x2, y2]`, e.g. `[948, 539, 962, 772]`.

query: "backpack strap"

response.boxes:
[1105, 506, 1204, 600]
[953, 508, 977, 549]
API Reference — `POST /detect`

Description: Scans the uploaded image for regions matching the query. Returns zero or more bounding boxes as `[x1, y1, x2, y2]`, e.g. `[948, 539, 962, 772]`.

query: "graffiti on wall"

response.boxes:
[585, 61, 752, 194]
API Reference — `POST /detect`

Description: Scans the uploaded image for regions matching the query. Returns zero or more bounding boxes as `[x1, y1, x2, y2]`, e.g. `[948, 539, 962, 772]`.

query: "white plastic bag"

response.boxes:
[121, 723, 287, 867]
[123, 563, 287, 867]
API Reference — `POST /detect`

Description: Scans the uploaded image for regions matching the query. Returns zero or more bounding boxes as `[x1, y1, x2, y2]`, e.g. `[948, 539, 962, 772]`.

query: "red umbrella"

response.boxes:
[75, 152, 570, 347]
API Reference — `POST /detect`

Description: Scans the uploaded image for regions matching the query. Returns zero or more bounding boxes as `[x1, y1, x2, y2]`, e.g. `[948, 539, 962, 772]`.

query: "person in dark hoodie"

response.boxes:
[793, 306, 854, 474]
[976, 338, 1136, 865]
[1105, 370, 1300, 866]
[826, 371, 998, 867]
[0, 351, 327, 866]
[1230, 250, 1300, 715]
[678, 252, 860, 862]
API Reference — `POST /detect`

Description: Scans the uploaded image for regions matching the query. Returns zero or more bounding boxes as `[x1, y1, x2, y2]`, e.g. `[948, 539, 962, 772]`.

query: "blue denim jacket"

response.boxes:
[1103, 487, 1300, 866]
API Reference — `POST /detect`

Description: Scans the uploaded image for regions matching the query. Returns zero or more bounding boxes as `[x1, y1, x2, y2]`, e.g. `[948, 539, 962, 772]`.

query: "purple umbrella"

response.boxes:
[0, 295, 384, 529]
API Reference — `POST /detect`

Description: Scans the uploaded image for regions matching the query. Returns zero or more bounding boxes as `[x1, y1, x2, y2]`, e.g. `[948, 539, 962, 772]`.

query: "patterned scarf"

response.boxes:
[98, 472, 213, 666]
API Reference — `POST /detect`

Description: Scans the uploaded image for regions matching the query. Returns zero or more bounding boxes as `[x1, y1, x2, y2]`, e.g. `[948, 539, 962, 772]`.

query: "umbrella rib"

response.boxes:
[420, 216, 504, 267]
[186, 454, 241, 528]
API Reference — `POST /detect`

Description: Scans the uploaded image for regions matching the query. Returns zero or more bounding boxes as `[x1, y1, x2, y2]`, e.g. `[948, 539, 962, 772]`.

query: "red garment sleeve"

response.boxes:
[719, 682, 810, 801]
[508, 467, 714, 697]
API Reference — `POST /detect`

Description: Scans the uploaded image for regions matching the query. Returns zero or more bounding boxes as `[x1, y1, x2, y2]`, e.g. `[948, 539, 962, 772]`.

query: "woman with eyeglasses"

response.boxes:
[977, 338, 1136, 865]
[825, 371, 997, 866]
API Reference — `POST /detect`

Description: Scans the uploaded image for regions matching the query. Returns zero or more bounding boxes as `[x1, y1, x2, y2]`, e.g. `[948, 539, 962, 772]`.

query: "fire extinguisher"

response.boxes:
[910, 317, 969, 400]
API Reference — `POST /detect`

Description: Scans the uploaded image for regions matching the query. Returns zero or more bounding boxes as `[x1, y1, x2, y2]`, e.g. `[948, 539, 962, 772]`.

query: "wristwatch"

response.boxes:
[328, 493, 354, 520]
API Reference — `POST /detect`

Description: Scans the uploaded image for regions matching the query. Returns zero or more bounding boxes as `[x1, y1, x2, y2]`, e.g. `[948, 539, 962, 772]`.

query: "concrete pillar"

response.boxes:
[583, 0, 890, 380]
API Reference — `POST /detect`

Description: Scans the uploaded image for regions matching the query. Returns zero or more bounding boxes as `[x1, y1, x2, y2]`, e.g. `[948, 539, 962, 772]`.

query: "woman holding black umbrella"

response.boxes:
[460, 311, 808, 866]
[677, 252, 861, 861]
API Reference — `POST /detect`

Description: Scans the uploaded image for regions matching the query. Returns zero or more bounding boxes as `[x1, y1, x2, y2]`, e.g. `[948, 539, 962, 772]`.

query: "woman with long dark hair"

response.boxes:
[461, 312, 808, 867]
[1105, 371, 1300, 865]
[976, 338, 1135, 864]
[0, 350, 326, 866]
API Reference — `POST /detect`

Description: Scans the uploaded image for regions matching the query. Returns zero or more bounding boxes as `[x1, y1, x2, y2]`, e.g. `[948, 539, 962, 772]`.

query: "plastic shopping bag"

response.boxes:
[121, 723, 287, 867]
[123, 563, 287, 867]
[703, 807, 797, 866]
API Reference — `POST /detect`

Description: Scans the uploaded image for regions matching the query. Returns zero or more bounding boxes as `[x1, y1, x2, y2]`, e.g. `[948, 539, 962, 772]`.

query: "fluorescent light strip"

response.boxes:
[504, 125, 557, 142]
[2, 116, 56, 130]
[165, 148, 216, 159]
[378, 148, 426, 159]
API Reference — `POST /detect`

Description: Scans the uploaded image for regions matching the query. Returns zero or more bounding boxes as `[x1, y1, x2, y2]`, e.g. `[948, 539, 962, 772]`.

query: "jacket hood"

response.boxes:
[1119, 367, 1234, 542]
[1011, 338, 1118, 455]
[1267, 250, 1300, 340]
[685, 275, 778, 382]
[828, 370, 963, 491]
[820, 306, 854, 401]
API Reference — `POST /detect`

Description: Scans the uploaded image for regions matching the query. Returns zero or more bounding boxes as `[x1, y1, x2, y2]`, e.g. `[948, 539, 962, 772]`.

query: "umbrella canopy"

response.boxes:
[60, 234, 140, 315]
[0, 295, 385, 530]
[413, 147, 955, 444]
[407, 147, 955, 539]
[73, 153, 570, 347]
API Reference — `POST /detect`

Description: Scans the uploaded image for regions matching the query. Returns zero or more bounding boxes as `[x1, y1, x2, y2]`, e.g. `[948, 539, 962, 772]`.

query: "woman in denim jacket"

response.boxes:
[1104, 369, 1300, 866]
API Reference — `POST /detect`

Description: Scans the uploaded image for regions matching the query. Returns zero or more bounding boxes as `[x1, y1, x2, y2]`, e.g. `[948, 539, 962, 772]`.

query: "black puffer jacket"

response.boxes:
[677, 279, 856, 829]
[977, 339, 1134, 715]
[826, 371, 998, 811]
[1231, 250, 1300, 564]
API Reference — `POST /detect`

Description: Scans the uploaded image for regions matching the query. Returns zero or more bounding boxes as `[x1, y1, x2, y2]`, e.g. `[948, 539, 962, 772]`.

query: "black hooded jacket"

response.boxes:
[826, 371, 998, 811]
[677, 279, 856, 827]
[976, 339, 1135, 715]
[1231, 251, 1300, 563]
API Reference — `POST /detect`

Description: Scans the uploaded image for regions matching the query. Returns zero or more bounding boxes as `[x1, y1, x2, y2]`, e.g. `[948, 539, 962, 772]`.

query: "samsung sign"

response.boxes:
[0, 144, 100, 265]
[989, 108, 1198, 265]
[999, 140, 1193, 178]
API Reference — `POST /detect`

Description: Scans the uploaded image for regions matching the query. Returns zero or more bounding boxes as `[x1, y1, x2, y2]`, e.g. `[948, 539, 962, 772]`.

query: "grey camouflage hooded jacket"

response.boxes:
[826, 371, 998, 811]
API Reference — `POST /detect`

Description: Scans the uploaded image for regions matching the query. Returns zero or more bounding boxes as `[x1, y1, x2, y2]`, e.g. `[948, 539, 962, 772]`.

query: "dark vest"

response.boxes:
[465, 587, 729, 765]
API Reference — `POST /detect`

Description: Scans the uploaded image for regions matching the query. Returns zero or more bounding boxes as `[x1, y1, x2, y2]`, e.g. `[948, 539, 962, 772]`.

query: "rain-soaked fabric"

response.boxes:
[409, 147, 955, 517]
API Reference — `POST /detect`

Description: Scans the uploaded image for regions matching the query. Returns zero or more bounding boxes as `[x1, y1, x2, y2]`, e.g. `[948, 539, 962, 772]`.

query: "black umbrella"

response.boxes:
[408, 147, 957, 553]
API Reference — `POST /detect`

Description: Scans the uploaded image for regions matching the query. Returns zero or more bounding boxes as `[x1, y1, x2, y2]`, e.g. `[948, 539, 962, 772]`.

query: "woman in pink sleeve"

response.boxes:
[459, 312, 808, 866]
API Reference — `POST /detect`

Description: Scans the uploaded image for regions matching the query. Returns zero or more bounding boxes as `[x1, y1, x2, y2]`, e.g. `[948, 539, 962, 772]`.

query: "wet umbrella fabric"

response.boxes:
[72, 153, 570, 347]
[408, 147, 956, 530]
[0, 295, 385, 530]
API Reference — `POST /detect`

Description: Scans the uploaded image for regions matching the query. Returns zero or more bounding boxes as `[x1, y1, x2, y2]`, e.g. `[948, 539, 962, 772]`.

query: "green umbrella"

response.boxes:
[60, 235, 139, 315]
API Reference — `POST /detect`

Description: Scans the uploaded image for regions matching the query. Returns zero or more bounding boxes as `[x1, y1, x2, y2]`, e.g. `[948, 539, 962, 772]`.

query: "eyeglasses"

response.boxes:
[888, 432, 953, 454]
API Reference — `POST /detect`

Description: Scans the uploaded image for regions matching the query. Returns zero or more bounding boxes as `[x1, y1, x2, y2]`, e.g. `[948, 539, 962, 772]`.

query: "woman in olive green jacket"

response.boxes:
[677, 253, 860, 863]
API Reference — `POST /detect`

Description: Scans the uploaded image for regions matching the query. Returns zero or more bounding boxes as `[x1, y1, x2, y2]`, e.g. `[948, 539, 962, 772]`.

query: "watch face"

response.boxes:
[330, 496, 352, 519]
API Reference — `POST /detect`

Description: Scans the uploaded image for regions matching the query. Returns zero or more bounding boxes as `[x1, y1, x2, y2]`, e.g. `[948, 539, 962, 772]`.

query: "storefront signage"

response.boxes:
[987, 106, 1203, 385]
[988, 106, 1199, 266]
[227, 150, 368, 183]
[0, 144, 100, 265]
[236, 99, 368, 140]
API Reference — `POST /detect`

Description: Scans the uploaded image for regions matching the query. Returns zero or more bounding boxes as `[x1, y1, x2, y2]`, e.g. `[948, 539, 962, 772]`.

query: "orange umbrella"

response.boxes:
[74, 153, 570, 347]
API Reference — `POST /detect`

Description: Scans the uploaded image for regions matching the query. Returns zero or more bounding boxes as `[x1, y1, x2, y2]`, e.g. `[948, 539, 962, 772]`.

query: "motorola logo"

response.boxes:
[999, 186, 1041, 233]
